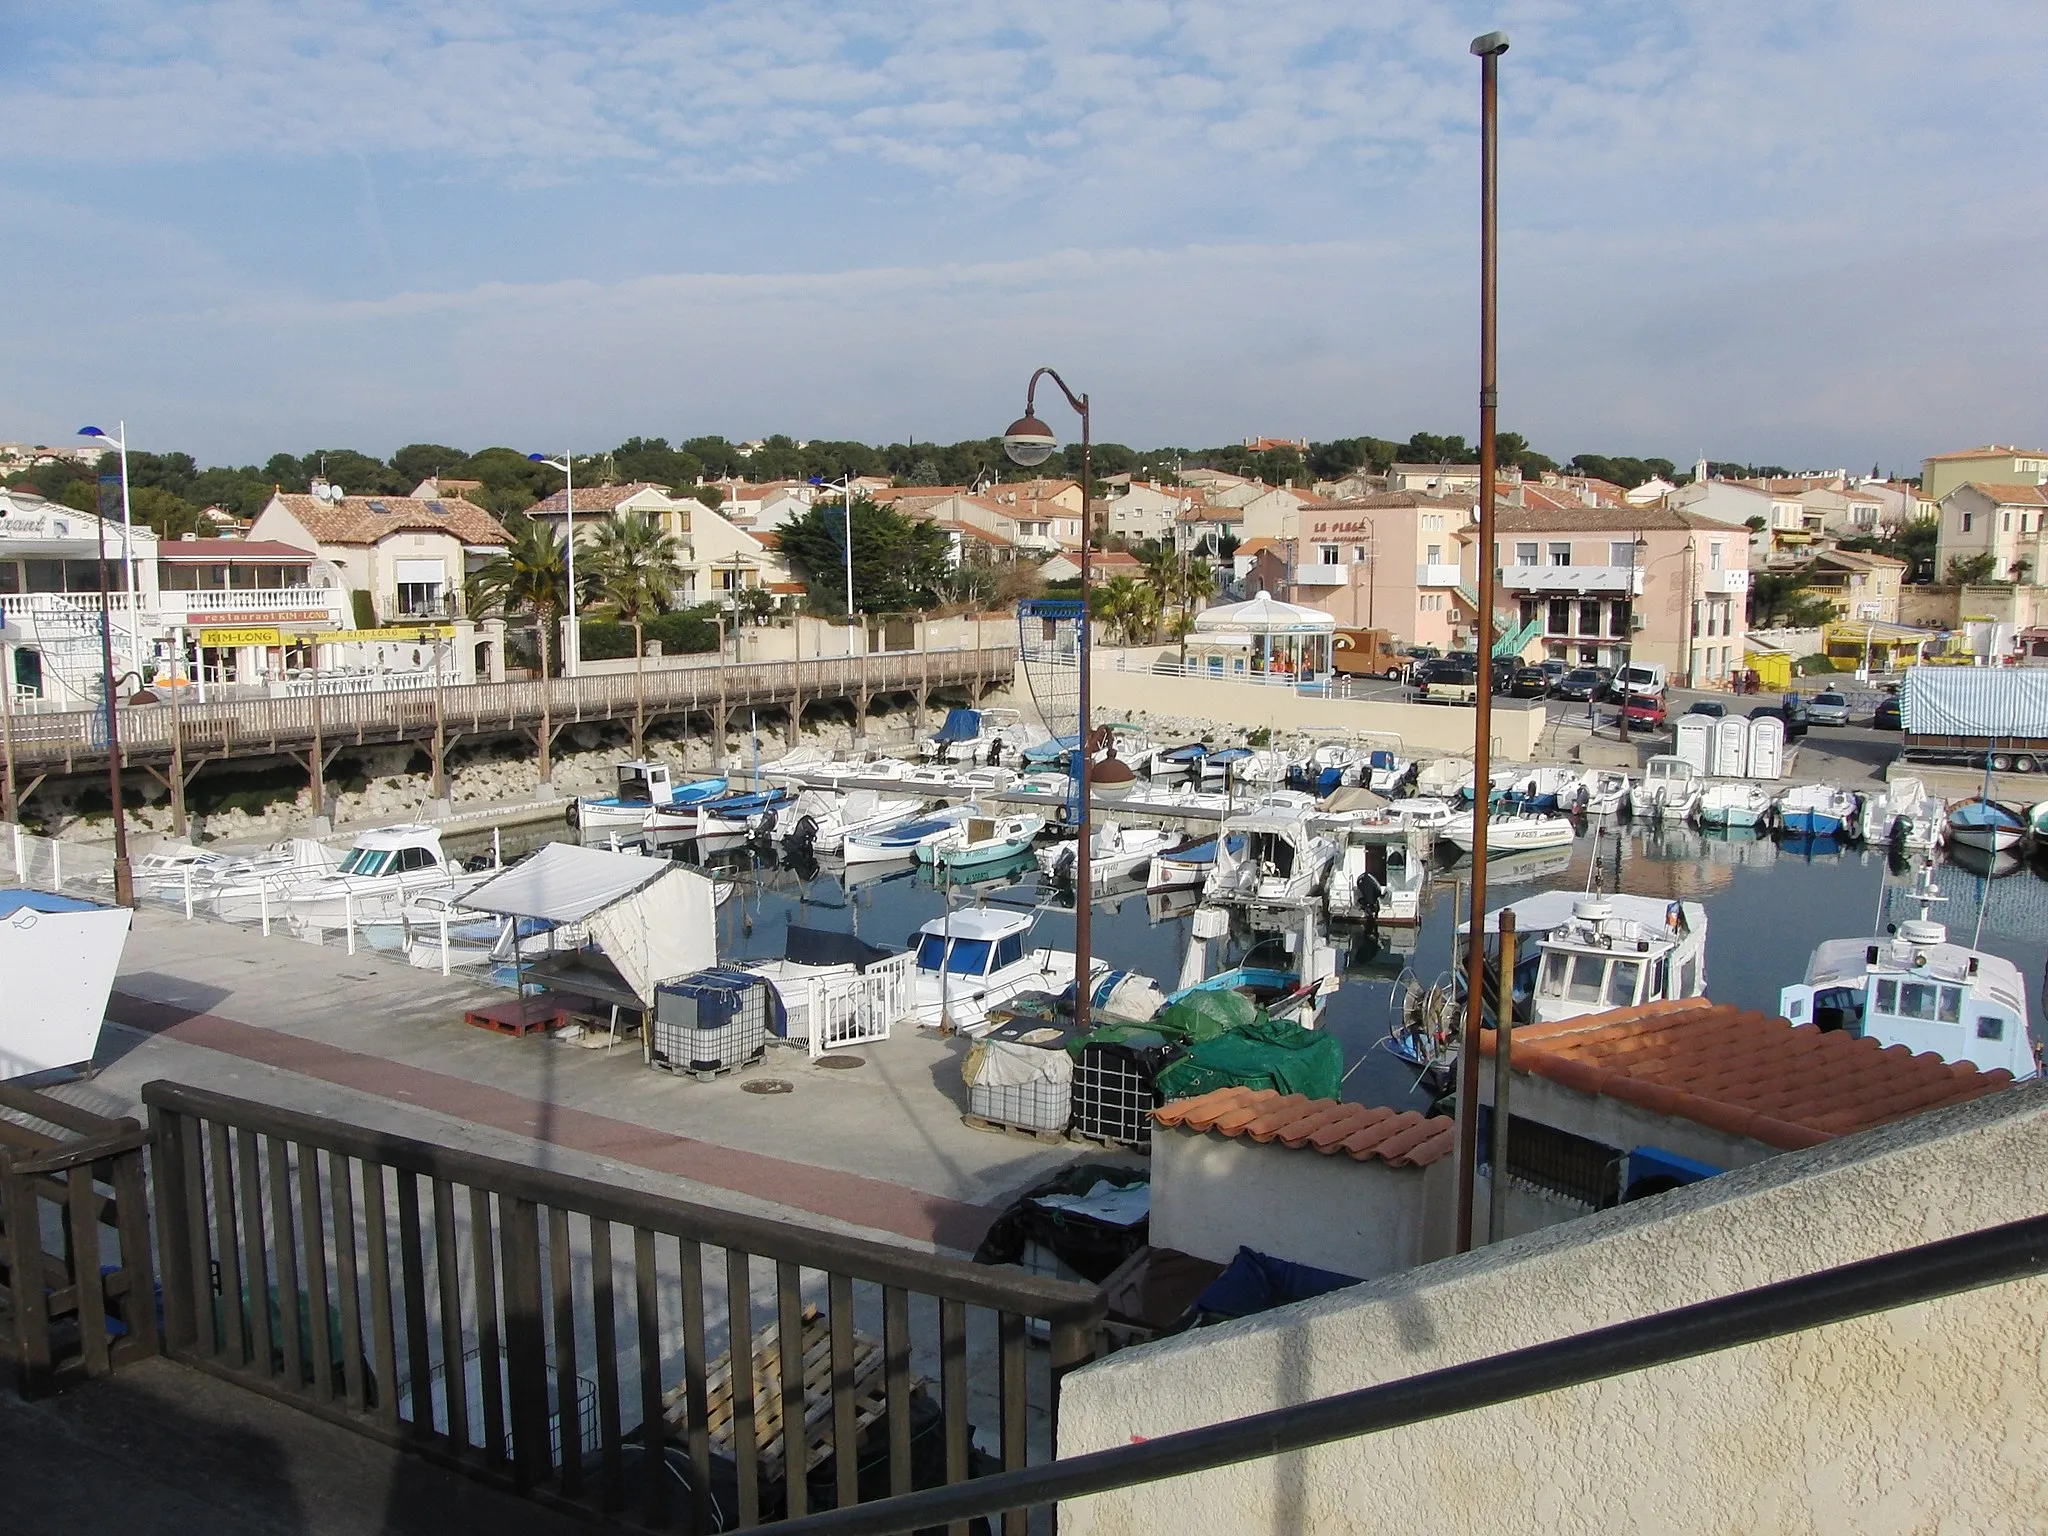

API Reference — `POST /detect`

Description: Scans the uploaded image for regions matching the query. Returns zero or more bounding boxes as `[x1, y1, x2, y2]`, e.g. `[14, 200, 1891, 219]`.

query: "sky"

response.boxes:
[2, 1, 2044, 474]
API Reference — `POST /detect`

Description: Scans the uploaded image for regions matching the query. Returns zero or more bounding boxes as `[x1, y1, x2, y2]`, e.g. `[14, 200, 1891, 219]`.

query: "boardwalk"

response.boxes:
[1, 644, 1014, 826]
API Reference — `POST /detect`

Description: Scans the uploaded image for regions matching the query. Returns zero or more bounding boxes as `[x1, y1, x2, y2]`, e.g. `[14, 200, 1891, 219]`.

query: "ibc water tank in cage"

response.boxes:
[651, 967, 772, 1078]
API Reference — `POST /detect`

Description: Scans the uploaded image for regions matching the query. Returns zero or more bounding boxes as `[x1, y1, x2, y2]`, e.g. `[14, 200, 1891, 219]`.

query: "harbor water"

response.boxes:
[455, 817, 2048, 1115]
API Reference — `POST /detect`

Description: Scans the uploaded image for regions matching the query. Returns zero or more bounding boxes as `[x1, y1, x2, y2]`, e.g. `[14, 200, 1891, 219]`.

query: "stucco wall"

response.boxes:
[1151, 1130, 1454, 1281]
[1091, 657, 1546, 758]
[1059, 1081, 2048, 1534]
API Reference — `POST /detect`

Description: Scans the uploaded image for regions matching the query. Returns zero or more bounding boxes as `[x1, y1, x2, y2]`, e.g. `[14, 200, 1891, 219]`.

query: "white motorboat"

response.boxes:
[1122, 781, 1234, 814]
[1573, 769, 1631, 817]
[205, 839, 348, 922]
[1414, 757, 1473, 800]
[273, 825, 475, 929]
[1364, 749, 1413, 795]
[1326, 825, 1431, 926]
[917, 812, 1046, 875]
[1438, 809, 1576, 854]
[957, 765, 1018, 793]
[1629, 755, 1703, 822]
[1204, 807, 1340, 909]
[753, 745, 830, 783]
[903, 906, 1092, 1036]
[896, 763, 966, 791]
[1465, 889, 1710, 1026]
[1289, 741, 1370, 795]
[1235, 747, 1294, 788]
[572, 761, 726, 831]
[779, 789, 927, 856]
[1779, 860, 2036, 1079]
[1861, 775, 1945, 849]
[139, 838, 337, 908]
[841, 804, 975, 865]
[1501, 765, 1583, 814]
[921, 706, 1041, 766]
[1698, 781, 1773, 829]
[1329, 796, 1456, 846]
[1036, 821, 1180, 887]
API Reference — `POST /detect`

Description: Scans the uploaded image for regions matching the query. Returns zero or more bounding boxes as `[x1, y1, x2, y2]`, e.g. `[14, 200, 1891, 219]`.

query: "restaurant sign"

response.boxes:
[197, 627, 283, 648]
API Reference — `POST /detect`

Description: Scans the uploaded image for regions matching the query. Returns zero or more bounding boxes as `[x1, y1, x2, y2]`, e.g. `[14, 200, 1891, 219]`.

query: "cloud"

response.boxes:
[0, 1, 2043, 467]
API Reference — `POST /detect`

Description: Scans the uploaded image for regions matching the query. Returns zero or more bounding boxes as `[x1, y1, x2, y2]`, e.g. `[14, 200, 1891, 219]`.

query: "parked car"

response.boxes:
[1418, 663, 1481, 705]
[1503, 665, 1551, 699]
[1621, 696, 1668, 731]
[1537, 659, 1570, 687]
[1553, 667, 1608, 701]
[1751, 695, 1811, 740]
[1807, 690, 1852, 727]
[1684, 700, 1727, 719]
[1873, 695, 1902, 730]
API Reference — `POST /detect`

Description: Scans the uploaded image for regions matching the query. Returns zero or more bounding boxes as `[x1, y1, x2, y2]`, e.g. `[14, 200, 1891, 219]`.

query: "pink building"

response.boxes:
[1245, 493, 1474, 650]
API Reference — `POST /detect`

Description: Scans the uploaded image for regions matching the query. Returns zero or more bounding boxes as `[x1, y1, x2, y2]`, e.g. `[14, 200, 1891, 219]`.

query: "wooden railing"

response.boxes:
[146, 1079, 1102, 1532]
[3, 645, 1015, 769]
[0, 1083, 158, 1396]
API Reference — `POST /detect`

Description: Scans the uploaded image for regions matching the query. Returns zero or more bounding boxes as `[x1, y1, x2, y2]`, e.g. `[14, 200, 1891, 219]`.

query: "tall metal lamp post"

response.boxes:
[1455, 29, 1509, 1254]
[1002, 370, 1093, 1027]
[1617, 534, 1649, 742]
[529, 454, 580, 677]
[77, 425, 141, 679]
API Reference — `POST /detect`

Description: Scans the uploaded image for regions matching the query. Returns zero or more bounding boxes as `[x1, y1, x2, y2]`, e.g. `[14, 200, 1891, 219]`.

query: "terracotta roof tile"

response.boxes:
[269, 493, 509, 548]
[1152, 1088, 1454, 1168]
[1954, 482, 2048, 506]
[159, 537, 317, 560]
[1481, 1000, 2013, 1149]
[525, 481, 680, 517]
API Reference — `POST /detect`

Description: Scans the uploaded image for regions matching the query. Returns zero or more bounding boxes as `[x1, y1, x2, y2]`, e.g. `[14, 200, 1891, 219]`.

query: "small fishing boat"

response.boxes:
[1629, 755, 1703, 823]
[1288, 741, 1369, 795]
[1326, 826, 1430, 926]
[1364, 749, 1413, 795]
[1035, 821, 1180, 887]
[1459, 890, 1710, 1027]
[778, 788, 927, 856]
[1861, 775, 1939, 846]
[1945, 796, 2028, 853]
[753, 745, 829, 783]
[1235, 747, 1294, 787]
[1572, 769, 1631, 817]
[1148, 742, 1210, 782]
[1500, 764, 1584, 813]
[1197, 746, 1255, 788]
[1438, 809, 1576, 854]
[1204, 806, 1340, 909]
[1779, 859, 2036, 1079]
[572, 761, 725, 831]
[2030, 801, 2048, 841]
[1697, 781, 1773, 830]
[1413, 757, 1473, 800]
[917, 812, 1047, 875]
[842, 804, 976, 865]
[1776, 783, 1861, 839]
[648, 786, 792, 837]
[921, 706, 1035, 765]
[1335, 796, 1457, 845]
[1146, 834, 1219, 892]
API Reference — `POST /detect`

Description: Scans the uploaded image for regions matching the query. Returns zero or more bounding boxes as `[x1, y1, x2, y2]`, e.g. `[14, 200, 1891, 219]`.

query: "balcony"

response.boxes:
[1293, 565, 1349, 587]
[1701, 568, 1750, 595]
[1415, 563, 1463, 587]
[1496, 563, 1644, 596]
[4, 587, 352, 629]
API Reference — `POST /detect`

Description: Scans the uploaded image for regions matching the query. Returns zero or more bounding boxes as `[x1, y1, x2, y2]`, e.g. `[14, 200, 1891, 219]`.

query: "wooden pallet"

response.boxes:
[664, 1303, 924, 1483]
[1069, 1127, 1151, 1156]
[962, 1113, 1070, 1146]
[463, 998, 572, 1037]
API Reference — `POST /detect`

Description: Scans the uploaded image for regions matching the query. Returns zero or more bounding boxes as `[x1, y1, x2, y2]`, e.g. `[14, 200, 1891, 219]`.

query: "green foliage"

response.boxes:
[582, 512, 684, 634]
[1402, 432, 1477, 464]
[467, 522, 569, 675]
[1748, 571, 1837, 628]
[1946, 553, 1998, 585]
[1566, 453, 1676, 489]
[577, 607, 721, 660]
[776, 498, 950, 613]
[1797, 653, 1841, 675]
[350, 590, 377, 629]
[1093, 574, 1161, 644]
[731, 585, 775, 623]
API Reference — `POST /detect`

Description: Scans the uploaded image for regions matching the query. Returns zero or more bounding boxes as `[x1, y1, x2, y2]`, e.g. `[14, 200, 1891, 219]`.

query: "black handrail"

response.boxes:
[768, 1212, 2048, 1535]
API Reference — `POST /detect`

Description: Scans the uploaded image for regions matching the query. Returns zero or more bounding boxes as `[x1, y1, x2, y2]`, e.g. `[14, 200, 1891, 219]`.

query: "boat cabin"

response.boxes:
[1467, 891, 1709, 1025]
[613, 760, 676, 807]
[334, 825, 452, 879]
[912, 907, 1035, 980]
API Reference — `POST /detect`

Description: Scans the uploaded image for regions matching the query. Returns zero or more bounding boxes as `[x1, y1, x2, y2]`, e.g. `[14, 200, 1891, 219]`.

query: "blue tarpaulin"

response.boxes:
[933, 707, 982, 744]
[1194, 1246, 1360, 1321]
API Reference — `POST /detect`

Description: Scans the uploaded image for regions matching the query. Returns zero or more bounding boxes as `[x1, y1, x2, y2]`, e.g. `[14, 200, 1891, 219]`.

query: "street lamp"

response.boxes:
[77, 425, 141, 675]
[528, 455, 580, 677]
[1002, 370, 1093, 1029]
[1455, 27, 1509, 1256]
[808, 475, 859, 619]
[1617, 534, 1650, 742]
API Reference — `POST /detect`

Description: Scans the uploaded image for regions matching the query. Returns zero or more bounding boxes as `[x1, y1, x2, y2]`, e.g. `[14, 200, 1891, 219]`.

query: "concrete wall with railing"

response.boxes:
[1059, 1082, 2048, 1534]
[1092, 648, 1545, 758]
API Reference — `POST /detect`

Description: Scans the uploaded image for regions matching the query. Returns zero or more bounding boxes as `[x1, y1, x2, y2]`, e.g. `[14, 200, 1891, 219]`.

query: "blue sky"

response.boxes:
[2, 1, 2043, 472]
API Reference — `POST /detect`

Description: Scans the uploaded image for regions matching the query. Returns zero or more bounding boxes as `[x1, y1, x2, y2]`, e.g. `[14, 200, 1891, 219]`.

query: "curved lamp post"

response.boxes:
[528, 455, 580, 677]
[74, 425, 136, 905]
[1002, 369, 1092, 1028]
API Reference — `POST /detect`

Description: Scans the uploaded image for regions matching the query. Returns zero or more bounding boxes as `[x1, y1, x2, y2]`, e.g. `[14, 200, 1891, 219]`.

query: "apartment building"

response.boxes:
[519, 481, 792, 606]
[1460, 506, 1750, 686]
[1240, 493, 1474, 651]
[1920, 445, 2048, 503]
[1935, 483, 2048, 582]
[252, 484, 509, 622]
[1803, 548, 1908, 624]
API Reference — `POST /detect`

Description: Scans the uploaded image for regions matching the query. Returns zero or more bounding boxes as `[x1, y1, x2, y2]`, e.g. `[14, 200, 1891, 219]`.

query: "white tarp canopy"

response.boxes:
[1193, 594, 1336, 634]
[460, 843, 716, 1006]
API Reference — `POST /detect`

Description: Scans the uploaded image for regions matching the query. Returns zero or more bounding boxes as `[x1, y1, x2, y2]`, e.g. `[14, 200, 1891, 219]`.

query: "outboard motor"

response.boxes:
[1354, 870, 1384, 929]
[787, 813, 819, 853]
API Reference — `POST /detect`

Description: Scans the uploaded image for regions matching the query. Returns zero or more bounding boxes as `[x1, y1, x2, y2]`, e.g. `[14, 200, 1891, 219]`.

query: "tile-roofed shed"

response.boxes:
[1483, 999, 2012, 1151]
[1153, 1087, 1455, 1167]
[268, 492, 509, 547]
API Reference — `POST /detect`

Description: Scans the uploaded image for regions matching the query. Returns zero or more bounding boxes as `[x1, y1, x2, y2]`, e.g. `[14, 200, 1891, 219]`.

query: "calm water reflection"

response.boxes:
[459, 817, 2048, 1113]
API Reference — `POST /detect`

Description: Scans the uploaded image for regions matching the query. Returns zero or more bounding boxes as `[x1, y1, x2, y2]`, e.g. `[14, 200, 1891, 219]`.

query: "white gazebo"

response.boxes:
[1192, 594, 1337, 678]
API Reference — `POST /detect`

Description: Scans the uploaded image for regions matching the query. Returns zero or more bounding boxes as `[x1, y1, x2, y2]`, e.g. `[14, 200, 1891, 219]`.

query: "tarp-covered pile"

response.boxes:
[1154, 1015, 1344, 1102]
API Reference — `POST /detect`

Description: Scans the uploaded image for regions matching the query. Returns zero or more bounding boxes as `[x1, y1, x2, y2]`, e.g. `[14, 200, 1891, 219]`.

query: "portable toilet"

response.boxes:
[1748, 713, 1786, 780]
[1712, 715, 1749, 778]
[1673, 714, 1713, 776]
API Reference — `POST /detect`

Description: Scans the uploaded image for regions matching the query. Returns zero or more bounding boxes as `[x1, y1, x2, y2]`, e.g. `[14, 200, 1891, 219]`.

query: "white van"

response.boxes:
[1615, 662, 1668, 699]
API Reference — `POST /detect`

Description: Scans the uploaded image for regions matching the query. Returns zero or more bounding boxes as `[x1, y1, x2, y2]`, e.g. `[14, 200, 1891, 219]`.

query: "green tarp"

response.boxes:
[1154, 1015, 1344, 1102]
[1152, 987, 1260, 1042]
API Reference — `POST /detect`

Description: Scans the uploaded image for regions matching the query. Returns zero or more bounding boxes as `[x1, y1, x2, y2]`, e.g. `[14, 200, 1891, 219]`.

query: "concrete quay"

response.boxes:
[90, 906, 1123, 1257]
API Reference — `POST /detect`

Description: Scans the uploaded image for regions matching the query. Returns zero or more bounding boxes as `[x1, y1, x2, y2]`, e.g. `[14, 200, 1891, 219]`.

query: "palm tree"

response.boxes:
[1141, 543, 1217, 666]
[1094, 575, 1159, 646]
[467, 522, 569, 781]
[585, 513, 685, 754]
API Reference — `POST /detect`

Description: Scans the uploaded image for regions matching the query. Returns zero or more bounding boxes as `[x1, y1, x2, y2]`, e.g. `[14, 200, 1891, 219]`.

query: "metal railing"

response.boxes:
[145, 1080, 1104, 1532]
[0, 645, 1014, 770]
[1, 1083, 159, 1396]
[761, 1212, 2048, 1534]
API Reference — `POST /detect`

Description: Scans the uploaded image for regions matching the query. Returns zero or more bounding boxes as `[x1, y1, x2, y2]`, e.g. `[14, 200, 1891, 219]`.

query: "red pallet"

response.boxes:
[464, 997, 572, 1037]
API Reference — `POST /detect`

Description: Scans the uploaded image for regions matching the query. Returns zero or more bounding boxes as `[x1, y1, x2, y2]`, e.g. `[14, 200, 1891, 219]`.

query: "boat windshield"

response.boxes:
[1872, 978, 1963, 1023]
[616, 770, 652, 804]
[915, 933, 994, 976]
[1541, 949, 1637, 1007]
[338, 848, 392, 877]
